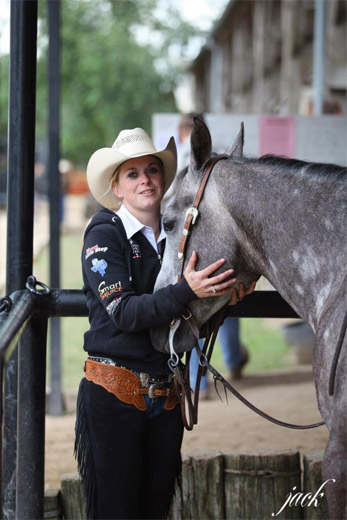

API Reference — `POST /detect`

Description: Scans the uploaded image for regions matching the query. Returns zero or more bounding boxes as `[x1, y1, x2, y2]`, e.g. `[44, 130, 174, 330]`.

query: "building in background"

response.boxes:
[189, 0, 346, 115]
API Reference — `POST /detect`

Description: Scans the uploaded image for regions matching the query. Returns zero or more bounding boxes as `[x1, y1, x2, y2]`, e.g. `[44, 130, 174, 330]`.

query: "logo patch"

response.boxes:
[91, 258, 108, 277]
[106, 297, 122, 315]
[129, 239, 141, 259]
[85, 244, 108, 260]
[98, 281, 122, 301]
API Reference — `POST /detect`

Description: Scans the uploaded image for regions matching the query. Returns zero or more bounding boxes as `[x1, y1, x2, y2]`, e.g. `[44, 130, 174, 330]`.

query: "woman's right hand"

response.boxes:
[184, 251, 236, 299]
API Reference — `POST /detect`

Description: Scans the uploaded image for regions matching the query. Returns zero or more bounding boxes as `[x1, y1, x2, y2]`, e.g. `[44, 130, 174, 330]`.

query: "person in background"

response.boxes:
[75, 127, 253, 519]
[190, 317, 249, 399]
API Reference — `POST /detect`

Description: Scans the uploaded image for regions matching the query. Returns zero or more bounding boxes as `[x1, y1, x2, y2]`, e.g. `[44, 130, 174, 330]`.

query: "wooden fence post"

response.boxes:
[61, 472, 86, 520]
[170, 450, 225, 519]
[224, 450, 302, 519]
[44, 489, 61, 519]
[302, 452, 329, 520]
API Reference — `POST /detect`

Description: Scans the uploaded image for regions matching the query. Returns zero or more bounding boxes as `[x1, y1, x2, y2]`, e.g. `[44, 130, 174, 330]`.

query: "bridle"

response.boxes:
[168, 155, 325, 431]
[176, 155, 229, 339]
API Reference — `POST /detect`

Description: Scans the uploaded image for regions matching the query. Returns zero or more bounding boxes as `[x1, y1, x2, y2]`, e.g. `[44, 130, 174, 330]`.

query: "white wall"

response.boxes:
[152, 114, 347, 165]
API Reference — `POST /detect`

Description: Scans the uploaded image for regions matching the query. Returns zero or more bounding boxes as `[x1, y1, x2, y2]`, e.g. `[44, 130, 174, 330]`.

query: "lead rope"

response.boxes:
[193, 342, 325, 430]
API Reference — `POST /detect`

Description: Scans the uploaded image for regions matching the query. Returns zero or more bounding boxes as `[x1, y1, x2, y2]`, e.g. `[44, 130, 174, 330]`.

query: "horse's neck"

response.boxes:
[225, 167, 345, 330]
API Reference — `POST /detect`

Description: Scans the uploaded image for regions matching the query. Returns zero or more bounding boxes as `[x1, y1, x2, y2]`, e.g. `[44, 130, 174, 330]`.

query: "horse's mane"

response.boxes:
[235, 154, 346, 182]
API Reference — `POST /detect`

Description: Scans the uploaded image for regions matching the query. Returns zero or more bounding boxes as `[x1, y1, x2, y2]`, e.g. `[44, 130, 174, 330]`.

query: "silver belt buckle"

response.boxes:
[139, 372, 150, 387]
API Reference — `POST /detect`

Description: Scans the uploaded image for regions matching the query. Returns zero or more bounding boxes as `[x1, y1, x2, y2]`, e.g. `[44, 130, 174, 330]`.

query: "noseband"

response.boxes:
[168, 155, 325, 432]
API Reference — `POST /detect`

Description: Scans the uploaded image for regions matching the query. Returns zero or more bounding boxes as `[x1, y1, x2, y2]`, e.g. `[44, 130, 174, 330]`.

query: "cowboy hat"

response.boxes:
[86, 128, 177, 210]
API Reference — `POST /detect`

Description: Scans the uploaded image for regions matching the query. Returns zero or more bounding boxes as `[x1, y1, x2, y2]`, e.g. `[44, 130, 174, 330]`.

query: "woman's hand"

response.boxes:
[184, 251, 237, 299]
[228, 280, 257, 306]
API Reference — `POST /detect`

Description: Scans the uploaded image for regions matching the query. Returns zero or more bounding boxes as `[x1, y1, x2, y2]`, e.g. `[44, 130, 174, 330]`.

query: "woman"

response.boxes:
[75, 127, 253, 519]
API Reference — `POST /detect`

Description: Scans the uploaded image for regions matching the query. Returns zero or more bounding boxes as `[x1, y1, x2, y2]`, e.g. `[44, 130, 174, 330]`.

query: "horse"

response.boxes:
[151, 118, 347, 519]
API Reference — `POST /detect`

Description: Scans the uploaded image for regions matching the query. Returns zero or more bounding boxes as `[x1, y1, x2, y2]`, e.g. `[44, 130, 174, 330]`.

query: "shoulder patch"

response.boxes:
[85, 244, 109, 260]
[106, 296, 122, 315]
[98, 280, 122, 300]
[91, 258, 108, 276]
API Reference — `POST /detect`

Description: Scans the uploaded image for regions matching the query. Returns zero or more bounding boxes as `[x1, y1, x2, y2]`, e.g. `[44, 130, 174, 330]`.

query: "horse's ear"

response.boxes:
[227, 122, 244, 157]
[190, 117, 212, 171]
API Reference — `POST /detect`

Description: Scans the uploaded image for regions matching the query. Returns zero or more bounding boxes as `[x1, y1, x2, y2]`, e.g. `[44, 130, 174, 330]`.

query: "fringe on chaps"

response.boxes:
[74, 378, 97, 519]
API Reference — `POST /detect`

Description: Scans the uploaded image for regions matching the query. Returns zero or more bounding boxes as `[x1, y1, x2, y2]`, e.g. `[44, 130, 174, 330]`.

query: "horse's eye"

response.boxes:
[163, 219, 175, 232]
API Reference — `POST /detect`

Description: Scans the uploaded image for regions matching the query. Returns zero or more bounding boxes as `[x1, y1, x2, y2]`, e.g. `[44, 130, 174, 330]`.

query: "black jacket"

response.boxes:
[82, 208, 196, 374]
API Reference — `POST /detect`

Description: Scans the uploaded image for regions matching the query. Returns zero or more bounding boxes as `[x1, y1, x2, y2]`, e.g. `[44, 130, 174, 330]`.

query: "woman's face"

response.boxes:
[113, 156, 165, 214]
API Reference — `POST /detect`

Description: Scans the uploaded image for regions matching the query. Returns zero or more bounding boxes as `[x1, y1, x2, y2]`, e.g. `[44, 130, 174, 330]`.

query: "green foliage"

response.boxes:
[36, 0, 205, 165]
[2, 0, 206, 165]
[0, 55, 9, 138]
[59, 0, 174, 162]
[211, 320, 294, 376]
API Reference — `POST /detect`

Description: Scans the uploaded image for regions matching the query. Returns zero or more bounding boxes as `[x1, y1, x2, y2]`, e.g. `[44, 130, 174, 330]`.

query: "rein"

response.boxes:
[169, 155, 325, 431]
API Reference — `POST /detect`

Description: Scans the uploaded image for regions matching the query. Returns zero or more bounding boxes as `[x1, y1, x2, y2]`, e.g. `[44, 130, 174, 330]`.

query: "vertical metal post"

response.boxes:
[0, 355, 4, 518]
[313, 0, 326, 115]
[48, 0, 63, 415]
[4, 1, 38, 518]
[16, 317, 48, 519]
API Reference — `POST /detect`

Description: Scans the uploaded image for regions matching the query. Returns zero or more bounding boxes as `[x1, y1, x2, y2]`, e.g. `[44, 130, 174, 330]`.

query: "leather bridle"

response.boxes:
[176, 155, 229, 339]
[168, 155, 325, 432]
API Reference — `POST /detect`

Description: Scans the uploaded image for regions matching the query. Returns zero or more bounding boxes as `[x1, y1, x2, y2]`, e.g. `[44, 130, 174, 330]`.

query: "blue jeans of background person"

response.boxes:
[190, 317, 242, 391]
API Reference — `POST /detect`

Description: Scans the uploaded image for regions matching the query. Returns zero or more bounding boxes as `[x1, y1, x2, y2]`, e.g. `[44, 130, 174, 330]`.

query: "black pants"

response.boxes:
[75, 378, 184, 519]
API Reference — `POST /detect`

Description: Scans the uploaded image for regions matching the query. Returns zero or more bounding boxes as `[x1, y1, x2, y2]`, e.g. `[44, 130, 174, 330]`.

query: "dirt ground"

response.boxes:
[45, 367, 329, 491]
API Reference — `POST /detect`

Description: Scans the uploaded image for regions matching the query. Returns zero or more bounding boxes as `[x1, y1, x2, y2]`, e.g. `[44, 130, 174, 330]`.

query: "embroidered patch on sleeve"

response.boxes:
[106, 297, 122, 315]
[91, 258, 108, 276]
[98, 281, 122, 301]
[85, 244, 109, 260]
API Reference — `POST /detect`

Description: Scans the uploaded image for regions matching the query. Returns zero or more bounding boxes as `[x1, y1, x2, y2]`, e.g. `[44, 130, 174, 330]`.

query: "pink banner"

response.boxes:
[260, 116, 295, 158]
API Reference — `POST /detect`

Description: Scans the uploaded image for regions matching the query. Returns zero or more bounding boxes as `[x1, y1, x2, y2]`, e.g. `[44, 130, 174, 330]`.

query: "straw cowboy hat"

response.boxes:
[86, 128, 177, 210]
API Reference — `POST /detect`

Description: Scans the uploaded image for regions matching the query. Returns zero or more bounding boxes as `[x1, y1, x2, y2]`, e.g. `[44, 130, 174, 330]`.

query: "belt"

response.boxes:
[88, 356, 173, 385]
[84, 359, 179, 411]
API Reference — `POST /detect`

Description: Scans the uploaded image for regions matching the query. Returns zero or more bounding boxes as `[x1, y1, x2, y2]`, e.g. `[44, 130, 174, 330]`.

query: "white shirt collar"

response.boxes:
[116, 204, 166, 252]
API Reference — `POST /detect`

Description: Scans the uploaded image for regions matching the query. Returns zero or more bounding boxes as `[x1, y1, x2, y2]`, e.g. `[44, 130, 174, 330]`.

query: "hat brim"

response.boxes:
[87, 137, 177, 210]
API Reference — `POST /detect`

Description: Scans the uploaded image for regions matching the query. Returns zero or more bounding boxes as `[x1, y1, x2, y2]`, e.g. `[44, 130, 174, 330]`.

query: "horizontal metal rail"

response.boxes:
[0, 287, 298, 365]
[0, 290, 36, 364]
[0, 288, 299, 361]
[229, 290, 299, 318]
[32, 288, 298, 319]
[0, 289, 298, 349]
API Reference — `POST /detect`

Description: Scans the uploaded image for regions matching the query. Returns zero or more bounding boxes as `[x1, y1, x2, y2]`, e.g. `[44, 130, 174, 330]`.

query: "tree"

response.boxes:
[34, 0, 206, 165]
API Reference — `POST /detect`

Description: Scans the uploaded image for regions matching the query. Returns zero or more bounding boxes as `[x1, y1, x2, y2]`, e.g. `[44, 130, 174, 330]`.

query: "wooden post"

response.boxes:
[224, 450, 302, 519]
[302, 452, 329, 520]
[170, 450, 225, 519]
[44, 489, 61, 520]
[60, 473, 86, 520]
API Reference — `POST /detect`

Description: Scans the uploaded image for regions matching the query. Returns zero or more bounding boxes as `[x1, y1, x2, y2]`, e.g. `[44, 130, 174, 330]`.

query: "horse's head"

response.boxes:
[151, 118, 259, 353]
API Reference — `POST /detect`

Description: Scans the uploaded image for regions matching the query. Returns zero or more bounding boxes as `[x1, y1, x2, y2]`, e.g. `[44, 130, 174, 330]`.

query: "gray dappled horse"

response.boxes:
[152, 118, 347, 519]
